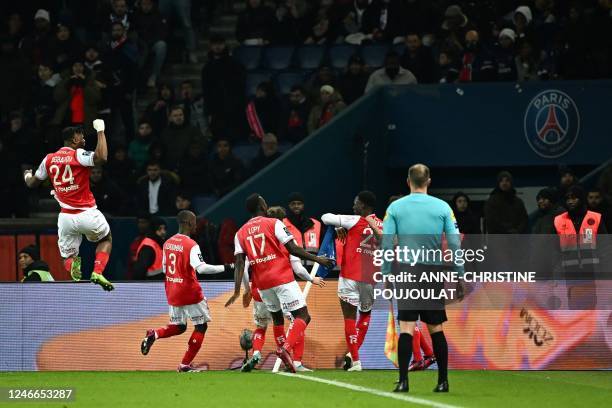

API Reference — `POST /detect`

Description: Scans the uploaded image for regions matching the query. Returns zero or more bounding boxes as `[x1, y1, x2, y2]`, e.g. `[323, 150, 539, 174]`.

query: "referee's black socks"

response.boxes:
[430, 331, 448, 384]
[398, 333, 412, 382]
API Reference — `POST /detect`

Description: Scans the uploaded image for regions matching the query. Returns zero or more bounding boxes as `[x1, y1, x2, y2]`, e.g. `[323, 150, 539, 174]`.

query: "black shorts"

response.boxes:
[397, 309, 448, 325]
[395, 263, 448, 325]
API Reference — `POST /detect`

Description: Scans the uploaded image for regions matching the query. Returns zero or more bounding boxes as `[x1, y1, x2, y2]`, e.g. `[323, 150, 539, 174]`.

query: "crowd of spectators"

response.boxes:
[1, 1, 611, 219]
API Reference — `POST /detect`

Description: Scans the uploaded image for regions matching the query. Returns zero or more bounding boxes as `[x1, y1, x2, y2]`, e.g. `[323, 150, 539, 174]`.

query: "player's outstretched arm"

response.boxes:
[92, 119, 108, 166]
[225, 253, 245, 307]
[285, 240, 334, 269]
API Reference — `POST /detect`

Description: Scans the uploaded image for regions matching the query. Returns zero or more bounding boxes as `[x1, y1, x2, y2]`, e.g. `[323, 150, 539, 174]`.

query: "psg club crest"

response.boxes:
[524, 90, 580, 158]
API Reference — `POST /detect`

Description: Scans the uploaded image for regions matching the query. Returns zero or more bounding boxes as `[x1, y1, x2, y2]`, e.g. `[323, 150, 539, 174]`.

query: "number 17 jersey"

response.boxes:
[234, 216, 295, 290]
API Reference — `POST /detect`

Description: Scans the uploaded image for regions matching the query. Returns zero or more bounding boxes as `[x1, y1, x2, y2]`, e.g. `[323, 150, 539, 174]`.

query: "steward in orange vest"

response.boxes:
[283, 192, 321, 264]
[552, 185, 607, 308]
[134, 217, 167, 280]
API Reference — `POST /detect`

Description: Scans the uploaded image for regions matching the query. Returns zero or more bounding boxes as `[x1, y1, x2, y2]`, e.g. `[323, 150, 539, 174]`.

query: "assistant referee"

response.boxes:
[382, 164, 463, 393]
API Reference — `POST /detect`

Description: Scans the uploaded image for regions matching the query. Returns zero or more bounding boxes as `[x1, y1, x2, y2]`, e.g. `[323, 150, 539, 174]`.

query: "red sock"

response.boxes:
[272, 324, 286, 348]
[412, 327, 423, 361]
[283, 318, 306, 352]
[181, 330, 205, 365]
[155, 325, 183, 339]
[420, 328, 434, 357]
[64, 258, 73, 272]
[344, 318, 360, 361]
[292, 335, 305, 362]
[93, 251, 110, 274]
[252, 327, 266, 352]
[356, 312, 371, 347]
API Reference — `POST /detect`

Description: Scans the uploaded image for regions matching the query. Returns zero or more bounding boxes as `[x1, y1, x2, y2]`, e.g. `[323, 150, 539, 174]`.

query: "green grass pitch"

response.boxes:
[1, 370, 611, 407]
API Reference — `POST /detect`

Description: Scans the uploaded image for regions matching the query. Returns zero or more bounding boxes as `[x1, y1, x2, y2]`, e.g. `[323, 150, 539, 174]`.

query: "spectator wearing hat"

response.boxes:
[450, 192, 481, 234]
[283, 192, 322, 258]
[365, 51, 417, 93]
[52, 60, 101, 132]
[21, 9, 54, 65]
[557, 167, 578, 205]
[308, 85, 346, 134]
[459, 30, 496, 82]
[208, 138, 245, 197]
[439, 4, 473, 53]
[133, 216, 167, 280]
[494, 28, 518, 81]
[513, 6, 535, 43]
[19, 246, 53, 282]
[400, 33, 436, 84]
[532, 187, 563, 234]
[484, 171, 528, 234]
[279, 85, 311, 144]
[201, 35, 247, 141]
[337, 55, 369, 105]
[249, 133, 282, 174]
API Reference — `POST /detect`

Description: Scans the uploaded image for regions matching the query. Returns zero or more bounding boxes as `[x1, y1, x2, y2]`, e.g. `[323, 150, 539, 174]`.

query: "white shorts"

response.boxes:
[338, 277, 374, 312]
[57, 209, 111, 258]
[259, 281, 306, 314]
[169, 299, 211, 326]
[253, 300, 272, 327]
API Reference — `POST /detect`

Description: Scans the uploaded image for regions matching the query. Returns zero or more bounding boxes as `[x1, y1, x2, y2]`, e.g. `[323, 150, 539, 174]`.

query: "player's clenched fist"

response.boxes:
[93, 119, 105, 132]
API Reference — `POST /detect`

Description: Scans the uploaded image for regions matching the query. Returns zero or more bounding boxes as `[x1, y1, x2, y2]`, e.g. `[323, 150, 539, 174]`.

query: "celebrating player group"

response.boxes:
[23, 121, 393, 374]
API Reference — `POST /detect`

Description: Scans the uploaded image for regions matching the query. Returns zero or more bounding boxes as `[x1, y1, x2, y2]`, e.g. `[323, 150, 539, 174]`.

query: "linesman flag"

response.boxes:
[384, 302, 399, 367]
[315, 226, 337, 278]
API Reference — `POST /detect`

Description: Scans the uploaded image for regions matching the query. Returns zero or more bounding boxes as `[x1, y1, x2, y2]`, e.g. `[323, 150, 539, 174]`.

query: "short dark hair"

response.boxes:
[146, 160, 161, 168]
[408, 164, 430, 188]
[290, 85, 305, 94]
[177, 191, 192, 201]
[357, 191, 377, 209]
[246, 193, 262, 214]
[62, 126, 84, 141]
[587, 187, 602, 194]
[385, 51, 400, 61]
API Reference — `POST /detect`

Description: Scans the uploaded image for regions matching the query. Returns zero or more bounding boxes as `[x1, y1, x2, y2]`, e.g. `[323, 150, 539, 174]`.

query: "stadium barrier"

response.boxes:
[2, 281, 610, 371]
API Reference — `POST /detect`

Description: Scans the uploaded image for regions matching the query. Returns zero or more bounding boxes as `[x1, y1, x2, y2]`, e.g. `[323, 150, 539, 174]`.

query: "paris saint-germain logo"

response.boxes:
[524, 90, 580, 158]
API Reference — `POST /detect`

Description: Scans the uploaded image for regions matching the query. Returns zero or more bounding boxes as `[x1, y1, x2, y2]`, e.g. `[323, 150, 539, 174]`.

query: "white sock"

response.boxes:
[294, 361, 301, 366]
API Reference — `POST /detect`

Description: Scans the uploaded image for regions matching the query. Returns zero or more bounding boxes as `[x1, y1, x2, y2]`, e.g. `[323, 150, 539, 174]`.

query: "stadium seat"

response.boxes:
[232, 46, 262, 70]
[329, 44, 359, 70]
[263, 46, 295, 70]
[361, 44, 390, 68]
[192, 195, 218, 214]
[275, 71, 305, 95]
[245, 71, 274, 97]
[232, 143, 260, 166]
[296, 45, 326, 70]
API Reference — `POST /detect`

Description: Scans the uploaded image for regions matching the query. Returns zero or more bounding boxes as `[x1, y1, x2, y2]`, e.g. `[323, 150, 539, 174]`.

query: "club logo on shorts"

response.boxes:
[524, 90, 580, 158]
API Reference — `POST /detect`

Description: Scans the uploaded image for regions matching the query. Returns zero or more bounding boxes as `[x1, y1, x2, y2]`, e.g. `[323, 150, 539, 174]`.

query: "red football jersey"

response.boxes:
[35, 147, 96, 210]
[235, 216, 295, 290]
[341, 215, 383, 284]
[163, 234, 204, 306]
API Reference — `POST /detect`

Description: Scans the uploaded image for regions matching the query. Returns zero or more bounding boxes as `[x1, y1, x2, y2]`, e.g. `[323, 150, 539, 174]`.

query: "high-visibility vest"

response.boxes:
[137, 237, 163, 277]
[553, 211, 601, 271]
[283, 218, 321, 266]
[22, 270, 55, 281]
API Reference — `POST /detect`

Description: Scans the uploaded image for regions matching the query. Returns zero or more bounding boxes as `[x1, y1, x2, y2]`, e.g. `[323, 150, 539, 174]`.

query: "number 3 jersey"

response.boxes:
[35, 147, 96, 211]
[234, 216, 295, 290]
[162, 233, 206, 306]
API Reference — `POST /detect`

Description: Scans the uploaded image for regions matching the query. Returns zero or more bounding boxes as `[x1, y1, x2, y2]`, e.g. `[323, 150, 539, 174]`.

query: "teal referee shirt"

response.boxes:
[381, 193, 464, 275]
